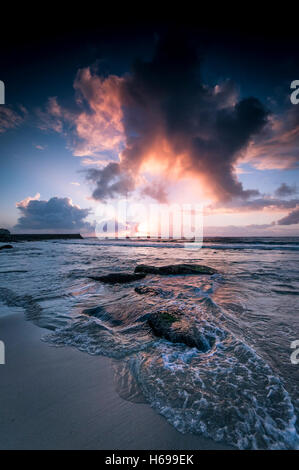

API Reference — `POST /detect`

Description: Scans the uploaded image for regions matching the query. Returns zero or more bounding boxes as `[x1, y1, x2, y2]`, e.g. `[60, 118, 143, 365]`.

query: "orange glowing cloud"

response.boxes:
[39, 34, 298, 211]
[16, 192, 41, 208]
[73, 68, 125, 157]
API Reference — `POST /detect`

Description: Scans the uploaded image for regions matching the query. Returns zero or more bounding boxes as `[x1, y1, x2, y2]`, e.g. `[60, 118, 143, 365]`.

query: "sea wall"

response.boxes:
[0, 229, 83, 242]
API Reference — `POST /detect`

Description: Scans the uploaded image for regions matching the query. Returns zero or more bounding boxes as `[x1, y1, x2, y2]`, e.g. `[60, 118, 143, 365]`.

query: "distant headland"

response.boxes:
[0, 229, 83, 242]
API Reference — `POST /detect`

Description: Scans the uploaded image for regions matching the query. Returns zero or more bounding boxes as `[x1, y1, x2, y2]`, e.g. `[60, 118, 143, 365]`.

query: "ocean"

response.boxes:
[0, 237, 298, 449]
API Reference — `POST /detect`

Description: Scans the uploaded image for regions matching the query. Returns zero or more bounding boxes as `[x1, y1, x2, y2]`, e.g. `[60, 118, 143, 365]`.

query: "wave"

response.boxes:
[43, 296, 299, 449]
[203, 244, 299, 251]
[53, 237, 299, 251]
[0, 287, 43, 324]
[129, 338, 299, 449]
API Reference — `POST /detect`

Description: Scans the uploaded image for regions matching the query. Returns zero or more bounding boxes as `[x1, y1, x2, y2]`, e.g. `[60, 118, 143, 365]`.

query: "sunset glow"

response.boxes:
[0, 23, 298, 237]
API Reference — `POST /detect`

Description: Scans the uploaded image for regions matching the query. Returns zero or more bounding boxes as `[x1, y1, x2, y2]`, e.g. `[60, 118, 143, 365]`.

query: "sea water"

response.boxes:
[0, 237, 298, 449]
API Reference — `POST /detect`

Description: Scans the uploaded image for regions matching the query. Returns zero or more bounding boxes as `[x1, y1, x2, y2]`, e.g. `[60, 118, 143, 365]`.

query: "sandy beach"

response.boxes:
[0, 313, 231, 450]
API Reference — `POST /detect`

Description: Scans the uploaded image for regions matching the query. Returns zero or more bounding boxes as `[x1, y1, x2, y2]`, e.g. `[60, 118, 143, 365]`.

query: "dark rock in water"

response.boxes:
[147, 309, 213, 352]
[135, 285, 161, 295]
[89, 272, 146, 284]
[0, 244, 13, 251]
[0, 229, 11, 242]
[135, 263, 217, 275]
[134, 285, 173, 298]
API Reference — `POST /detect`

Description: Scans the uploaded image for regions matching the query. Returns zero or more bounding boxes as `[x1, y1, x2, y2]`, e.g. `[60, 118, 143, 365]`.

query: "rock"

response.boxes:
[135, 263, 217, 275]
[134, 285, 173, 298]
[148, 310, 181, 330]
[135, 286, 160, 295]
[89, 272, 146, 284]
[0, 244, 13, 251]
[147, 309, 213, 352]
[0, 229, 11, 242]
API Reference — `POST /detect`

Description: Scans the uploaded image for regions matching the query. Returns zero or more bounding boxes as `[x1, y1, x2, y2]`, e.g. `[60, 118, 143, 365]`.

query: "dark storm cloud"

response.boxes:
[275, 183, 297, 197]
[78, 33, 269, 202]
[141, 183, 168, 203]
[277, 207, 299, 225]
[86, 162, 135, 200]
[115, 32, 269, 202]
[15, 197, 92, 231]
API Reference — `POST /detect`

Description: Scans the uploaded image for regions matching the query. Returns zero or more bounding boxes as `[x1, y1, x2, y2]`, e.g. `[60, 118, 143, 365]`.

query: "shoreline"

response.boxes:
[0, 313, 232, 450]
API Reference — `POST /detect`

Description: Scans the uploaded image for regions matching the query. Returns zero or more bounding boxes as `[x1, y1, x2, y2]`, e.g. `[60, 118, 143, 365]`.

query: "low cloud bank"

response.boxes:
[15, 195, 92, 232]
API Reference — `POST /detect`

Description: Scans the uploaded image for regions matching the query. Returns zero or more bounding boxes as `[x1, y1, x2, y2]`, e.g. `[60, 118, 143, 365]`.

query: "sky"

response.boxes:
[1, 18, 299, 237]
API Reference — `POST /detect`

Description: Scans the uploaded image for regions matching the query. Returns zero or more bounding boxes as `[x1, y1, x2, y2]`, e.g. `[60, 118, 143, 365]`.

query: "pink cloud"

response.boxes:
[72, 68, 124, 157]
[242, 108, 299, 170]
[16, 192, 41, 209]
[37, 97, 65, 133]
[0, 106, 26, 133]
[38, 68, 125, 161]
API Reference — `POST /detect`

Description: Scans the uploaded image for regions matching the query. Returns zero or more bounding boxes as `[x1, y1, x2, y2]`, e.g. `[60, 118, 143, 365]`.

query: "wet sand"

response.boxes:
[0, 313, 232, 450]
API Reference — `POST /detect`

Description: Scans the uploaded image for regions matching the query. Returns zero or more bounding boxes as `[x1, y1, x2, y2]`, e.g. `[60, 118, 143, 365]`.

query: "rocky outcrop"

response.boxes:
[89, 272, 146, 284]
[147, 309, 213, 352]
[0, 229, 11, 242]
[0, 244, 13, 251]
[135, 263, 217, 275]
